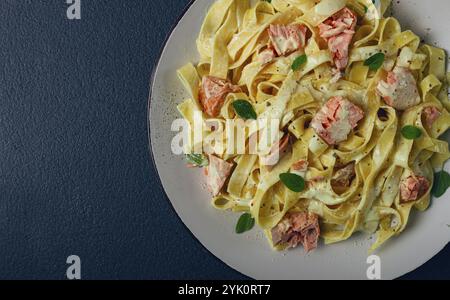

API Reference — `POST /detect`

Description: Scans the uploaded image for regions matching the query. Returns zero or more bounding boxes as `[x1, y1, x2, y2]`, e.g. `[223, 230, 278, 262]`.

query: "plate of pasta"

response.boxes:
[149, 0, 450, 279]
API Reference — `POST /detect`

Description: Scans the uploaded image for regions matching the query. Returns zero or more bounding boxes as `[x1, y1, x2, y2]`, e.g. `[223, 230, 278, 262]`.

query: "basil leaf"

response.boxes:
[364, 53, 385, 71]
[236, 213, 255, 234]
[280, 173, 306, 193]
[432, 171, 450, 198]
[401, 125, 422, 140]
[233, 100, 257, 120]
[263, 0, 272, 2]
[185, 154, 209, 167]
[291, 55, 307, 71]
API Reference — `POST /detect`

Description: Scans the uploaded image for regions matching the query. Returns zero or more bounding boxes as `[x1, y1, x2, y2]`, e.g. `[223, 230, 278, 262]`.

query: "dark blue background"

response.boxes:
[0, 0, 448, 279]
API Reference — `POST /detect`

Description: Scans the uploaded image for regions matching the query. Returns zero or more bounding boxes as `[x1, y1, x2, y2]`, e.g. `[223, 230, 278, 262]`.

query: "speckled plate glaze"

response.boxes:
[149, 0, 450, 279]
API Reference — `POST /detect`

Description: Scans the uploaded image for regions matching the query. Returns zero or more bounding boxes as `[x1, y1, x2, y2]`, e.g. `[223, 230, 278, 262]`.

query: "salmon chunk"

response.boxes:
[271, 212, 320, 252]
[423, 106, 441, 127]
[319, 8, 357, 70]
[199, 76, 241, 117]
[204, 155, 234, 196]
[311, 96, 364, 145]
[292, 159, 309, 172]
[268, 24, 308, 57]
[376, 66, 421, 110]
[400, 175, 430, 203]
[332, 163, 356, 188]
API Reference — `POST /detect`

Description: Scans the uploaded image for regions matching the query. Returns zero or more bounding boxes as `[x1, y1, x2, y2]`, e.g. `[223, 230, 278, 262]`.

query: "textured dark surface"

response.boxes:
[0, 0, 448, 280]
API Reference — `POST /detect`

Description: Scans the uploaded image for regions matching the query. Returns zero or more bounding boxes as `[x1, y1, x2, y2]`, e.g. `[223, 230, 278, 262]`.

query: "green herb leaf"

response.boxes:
[364, 53, 385, 71]
[401, 125, 422, 140]
[291, 55, 307, 71]
[236, 213, 255, 234]
[233, 100, 257, 120]
[279, 173, 306, 193]
[432, 170, 450, 198]
[363, 5, 368, 13]
[263, 0, 272, 3]
[185, 154, 209, 167]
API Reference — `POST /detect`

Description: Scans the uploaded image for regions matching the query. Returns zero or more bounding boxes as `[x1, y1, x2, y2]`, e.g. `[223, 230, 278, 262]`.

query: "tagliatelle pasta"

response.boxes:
[176, 0, 450, 253]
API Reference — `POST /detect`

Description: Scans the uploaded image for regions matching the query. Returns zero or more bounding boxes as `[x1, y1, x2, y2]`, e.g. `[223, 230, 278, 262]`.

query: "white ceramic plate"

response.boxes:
[149, 0, 450, 279]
